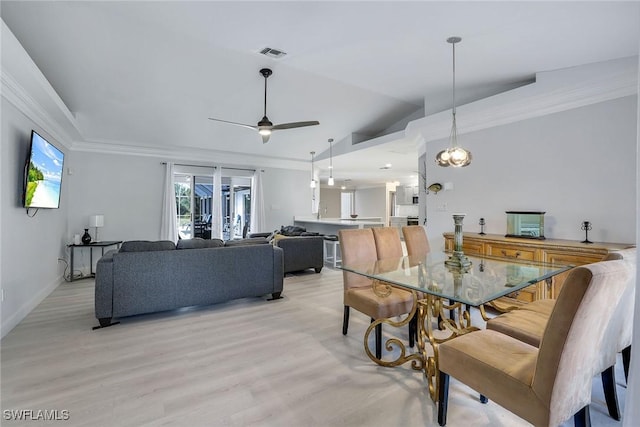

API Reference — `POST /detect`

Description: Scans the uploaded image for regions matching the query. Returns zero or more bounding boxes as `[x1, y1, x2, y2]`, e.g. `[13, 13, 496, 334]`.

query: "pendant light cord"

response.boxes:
[452, 40, 456, 116]
[450, 40, 458, 148]
[329, 138, 333, 178]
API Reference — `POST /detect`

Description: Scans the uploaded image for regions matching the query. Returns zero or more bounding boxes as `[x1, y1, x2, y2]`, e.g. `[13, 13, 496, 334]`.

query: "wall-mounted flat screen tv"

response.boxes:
[23, 131, 64, 209]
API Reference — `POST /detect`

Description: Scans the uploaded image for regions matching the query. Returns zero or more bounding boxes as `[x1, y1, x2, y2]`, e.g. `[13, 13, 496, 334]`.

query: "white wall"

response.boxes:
[1, 98, 69, 337]
[319, 187, 342, 218]
[423, 95, 637, 250]
[260, 167, 315, 231]
[67, 151, 165, 246]
[66, 151, 312, 241]
[623, 53, 640, 426]
[354, 186, 387, 219]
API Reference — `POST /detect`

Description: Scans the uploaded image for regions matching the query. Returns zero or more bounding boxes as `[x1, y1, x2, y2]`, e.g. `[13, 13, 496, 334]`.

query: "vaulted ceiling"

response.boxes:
[2, 1, 639, 186]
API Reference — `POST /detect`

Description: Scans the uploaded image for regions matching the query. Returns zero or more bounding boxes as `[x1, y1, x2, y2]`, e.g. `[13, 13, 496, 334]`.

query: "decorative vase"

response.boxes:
[81, 229, 92, 245]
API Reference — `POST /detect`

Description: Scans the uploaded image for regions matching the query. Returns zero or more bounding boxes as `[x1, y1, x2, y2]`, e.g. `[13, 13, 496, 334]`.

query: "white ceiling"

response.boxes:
[1, 1, 639, 186]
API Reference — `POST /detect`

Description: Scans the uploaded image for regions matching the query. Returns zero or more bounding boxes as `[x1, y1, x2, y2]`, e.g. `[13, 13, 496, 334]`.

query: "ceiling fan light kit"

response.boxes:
[209, 68, 319, 144]
[436, 36, 472, 168]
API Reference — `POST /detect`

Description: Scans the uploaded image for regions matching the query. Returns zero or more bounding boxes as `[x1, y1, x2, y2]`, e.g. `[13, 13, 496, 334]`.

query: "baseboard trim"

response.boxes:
[1, 276, 64, 339]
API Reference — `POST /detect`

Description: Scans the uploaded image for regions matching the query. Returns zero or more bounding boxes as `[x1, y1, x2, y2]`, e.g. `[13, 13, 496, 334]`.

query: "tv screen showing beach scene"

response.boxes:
[23, 131, 64, 209]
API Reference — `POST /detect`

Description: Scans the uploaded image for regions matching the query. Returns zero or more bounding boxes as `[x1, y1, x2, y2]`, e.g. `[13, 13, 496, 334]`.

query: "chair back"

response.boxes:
[532, 260, 632, 426]
[372, 227, 403, 260]
[338, 228, 377, 291]
[598, 248, 636, 371]
[402, 225, 431, 258]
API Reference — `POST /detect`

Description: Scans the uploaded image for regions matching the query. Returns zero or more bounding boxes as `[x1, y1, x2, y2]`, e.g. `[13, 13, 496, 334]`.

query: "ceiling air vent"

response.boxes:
[259, 47, 287, 59]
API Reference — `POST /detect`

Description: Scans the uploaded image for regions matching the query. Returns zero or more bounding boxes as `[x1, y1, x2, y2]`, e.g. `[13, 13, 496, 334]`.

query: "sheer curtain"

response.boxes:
[160, 162, 178, 242]
[250, 169, 266, 234]
[211, 167, 222, 239]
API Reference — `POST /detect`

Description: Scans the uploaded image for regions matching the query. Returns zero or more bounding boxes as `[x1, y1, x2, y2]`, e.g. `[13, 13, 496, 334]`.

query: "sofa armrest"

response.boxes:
[273, 246, 284, 293]
[276, 236, 324, 273]
[95, 252, 115, 320]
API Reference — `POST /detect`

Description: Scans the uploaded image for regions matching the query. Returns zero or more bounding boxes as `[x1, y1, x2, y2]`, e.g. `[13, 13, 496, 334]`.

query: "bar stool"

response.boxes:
[324, 235, 341, 268]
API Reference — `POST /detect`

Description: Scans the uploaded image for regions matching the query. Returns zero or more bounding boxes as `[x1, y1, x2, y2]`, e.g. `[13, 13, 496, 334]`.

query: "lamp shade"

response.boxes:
[89, 215, 104, 228]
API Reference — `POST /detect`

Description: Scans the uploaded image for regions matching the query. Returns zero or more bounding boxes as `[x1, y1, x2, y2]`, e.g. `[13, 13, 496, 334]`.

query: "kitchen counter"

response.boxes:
[293, 217, 385, 235]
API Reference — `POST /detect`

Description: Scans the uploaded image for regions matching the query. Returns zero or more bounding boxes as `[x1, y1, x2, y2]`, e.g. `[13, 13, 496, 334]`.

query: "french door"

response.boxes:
[222, 177, 251, 240]
[175, 174, 213, 239]
[174, 170, 251, 240]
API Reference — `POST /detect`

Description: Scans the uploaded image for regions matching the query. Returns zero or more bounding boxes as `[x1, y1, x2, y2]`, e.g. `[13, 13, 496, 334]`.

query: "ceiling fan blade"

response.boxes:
[261, 134, 271, 144]
[272, 121, 320, 130]
[208, 117, 257, 131]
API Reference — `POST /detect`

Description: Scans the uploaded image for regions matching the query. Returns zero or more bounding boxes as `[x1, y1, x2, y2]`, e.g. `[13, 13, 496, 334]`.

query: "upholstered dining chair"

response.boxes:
[400, 224, 460, 325]
[372, 227, 417, 347]
[437, 260, 633, 427]
[401, 225, 431, 258]
[485, 248, 636, 420]
[339, 228, 415, 359]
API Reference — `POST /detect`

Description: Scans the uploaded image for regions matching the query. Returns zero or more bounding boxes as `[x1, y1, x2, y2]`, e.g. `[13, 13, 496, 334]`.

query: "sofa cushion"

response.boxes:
[224, 237, 269, 247]
[176, 238, 224, 250]
[120, 240, 176, 252]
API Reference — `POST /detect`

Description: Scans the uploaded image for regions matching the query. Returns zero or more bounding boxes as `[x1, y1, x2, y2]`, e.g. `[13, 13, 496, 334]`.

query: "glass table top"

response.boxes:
[341, 251, 573, 306]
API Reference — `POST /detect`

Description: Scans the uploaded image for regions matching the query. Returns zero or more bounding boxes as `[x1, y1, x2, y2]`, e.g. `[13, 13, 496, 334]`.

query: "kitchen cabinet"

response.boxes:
[443, 232, 631, 304]
[396, 185, 418, 205]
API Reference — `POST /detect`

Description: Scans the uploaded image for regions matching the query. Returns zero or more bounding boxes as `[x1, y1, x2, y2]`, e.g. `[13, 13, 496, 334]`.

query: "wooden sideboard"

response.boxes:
[443, 232, 631, 303]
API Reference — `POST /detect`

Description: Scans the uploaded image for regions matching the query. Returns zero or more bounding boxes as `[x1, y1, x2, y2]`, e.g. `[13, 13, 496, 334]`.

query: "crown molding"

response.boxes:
[407, 56, 639, 146]
[1, 21, 83, 148]
[1, 70, 75, 149]
[71, 139, 310, 171]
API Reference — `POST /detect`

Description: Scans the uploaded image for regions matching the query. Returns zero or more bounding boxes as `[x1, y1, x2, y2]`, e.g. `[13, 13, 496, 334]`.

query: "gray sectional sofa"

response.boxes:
[94, 239, 284, 328]
[249, 228, 324, 274]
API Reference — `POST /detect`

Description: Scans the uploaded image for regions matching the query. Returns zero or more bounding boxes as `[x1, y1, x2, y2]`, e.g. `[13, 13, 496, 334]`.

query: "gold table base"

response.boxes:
[363, 291, 479, 401]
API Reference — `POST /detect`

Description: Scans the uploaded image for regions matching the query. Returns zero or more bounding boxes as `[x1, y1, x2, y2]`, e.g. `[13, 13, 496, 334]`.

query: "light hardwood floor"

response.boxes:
[1, 267, 628, 426]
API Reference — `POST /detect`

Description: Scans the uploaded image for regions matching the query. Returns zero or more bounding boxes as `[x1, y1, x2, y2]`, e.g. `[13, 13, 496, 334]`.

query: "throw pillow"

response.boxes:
[272, 234, 289, 244]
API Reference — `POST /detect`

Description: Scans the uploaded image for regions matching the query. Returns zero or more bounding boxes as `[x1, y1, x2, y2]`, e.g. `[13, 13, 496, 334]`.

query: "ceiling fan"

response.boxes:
[208, 68, 320, 143]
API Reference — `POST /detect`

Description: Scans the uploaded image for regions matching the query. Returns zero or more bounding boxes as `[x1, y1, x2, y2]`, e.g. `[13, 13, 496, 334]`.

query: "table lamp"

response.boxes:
[89, 215, 104, 242]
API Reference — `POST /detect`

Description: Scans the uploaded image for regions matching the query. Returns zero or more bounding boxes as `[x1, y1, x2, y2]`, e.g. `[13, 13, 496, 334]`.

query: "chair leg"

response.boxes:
[437, 371, 450, 426]
[375, 321, 382, 359]
[622, 345, 631, 383]
[574, 405, 591, 427]
[342, 306, 350, 335]
[409, 315, 416, 348]
[601, 365, 621, 420]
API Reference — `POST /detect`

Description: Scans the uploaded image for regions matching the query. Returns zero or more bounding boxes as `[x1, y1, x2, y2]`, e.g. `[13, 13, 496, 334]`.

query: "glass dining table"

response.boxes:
[340, 251, 572, 401]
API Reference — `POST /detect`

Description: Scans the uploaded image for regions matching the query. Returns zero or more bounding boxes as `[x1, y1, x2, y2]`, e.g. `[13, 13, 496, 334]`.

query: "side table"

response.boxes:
[67, 241, 122, 282]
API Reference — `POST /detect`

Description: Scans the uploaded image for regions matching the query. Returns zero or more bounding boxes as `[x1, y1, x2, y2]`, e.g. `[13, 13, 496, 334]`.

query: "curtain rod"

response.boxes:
[160, 162, 262, 172]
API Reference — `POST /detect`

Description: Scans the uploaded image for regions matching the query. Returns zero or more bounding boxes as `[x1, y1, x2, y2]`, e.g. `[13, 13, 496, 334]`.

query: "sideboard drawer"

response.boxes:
[485, 244, 537, 261]
[444, 239, 483, 255]
[462, 241, 484, 256]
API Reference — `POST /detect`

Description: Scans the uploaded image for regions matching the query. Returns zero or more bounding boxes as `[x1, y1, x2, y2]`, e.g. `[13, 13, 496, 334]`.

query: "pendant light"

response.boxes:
[327, 138, 335, 186]
[436, 36, 472, 168]
[310, 151, 317, 188]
